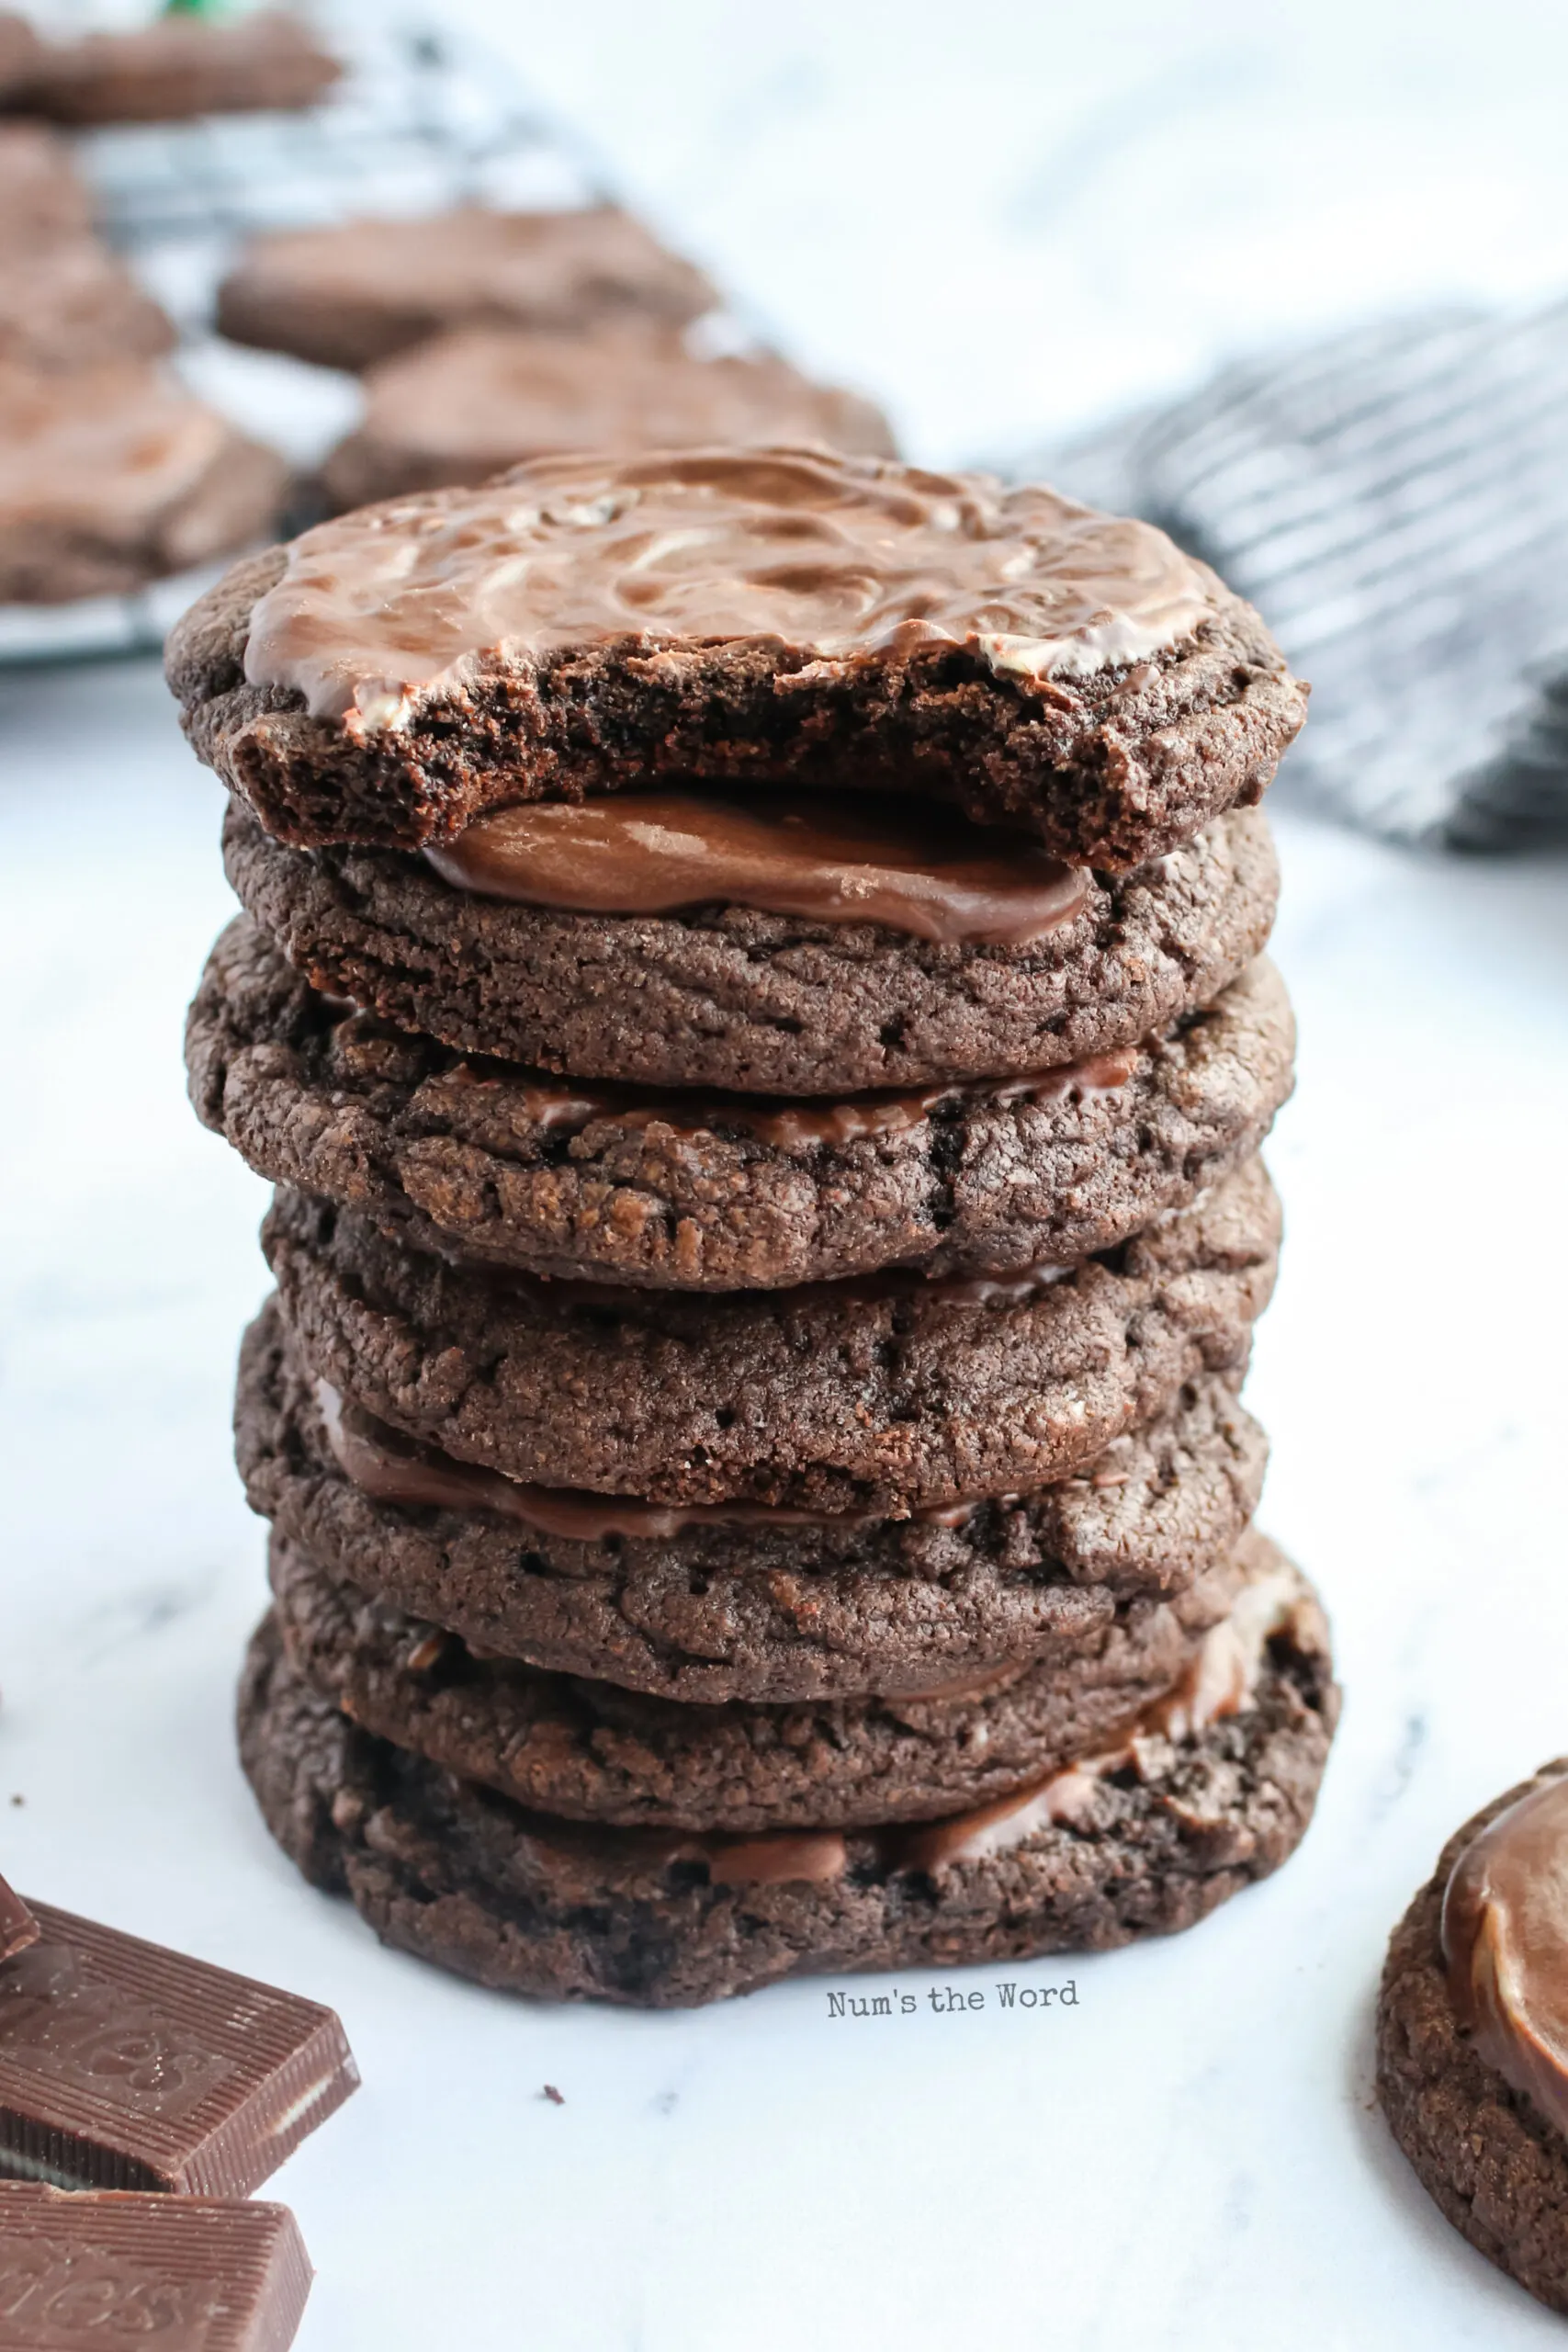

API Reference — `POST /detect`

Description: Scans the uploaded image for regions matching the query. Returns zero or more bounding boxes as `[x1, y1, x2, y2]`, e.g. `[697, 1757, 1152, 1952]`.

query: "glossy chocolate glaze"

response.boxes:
[1441, 1774, 1568, 2142]
[423, 787, 1090, 946]
[243, 446, 1216, 726]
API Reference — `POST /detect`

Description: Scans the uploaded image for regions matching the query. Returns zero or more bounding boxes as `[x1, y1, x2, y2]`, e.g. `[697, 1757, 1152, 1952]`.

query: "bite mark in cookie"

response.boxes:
[167, 449, 1306, 869]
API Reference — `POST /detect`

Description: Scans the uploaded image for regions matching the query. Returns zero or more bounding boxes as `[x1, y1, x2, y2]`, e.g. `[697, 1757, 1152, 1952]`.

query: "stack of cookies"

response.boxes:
[171, 445, 1338, 2007]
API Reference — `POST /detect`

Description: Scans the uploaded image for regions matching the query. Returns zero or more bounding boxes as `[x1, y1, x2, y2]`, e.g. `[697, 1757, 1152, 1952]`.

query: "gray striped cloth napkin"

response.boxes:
[1033, 303, 1568, 850]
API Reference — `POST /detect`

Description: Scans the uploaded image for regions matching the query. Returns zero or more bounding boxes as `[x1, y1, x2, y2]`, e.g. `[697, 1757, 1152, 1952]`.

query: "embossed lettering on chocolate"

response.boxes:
[0, 1902, 357, 2195]
[166, 447, 1307, 870]
[0, 2186, 313, 2352]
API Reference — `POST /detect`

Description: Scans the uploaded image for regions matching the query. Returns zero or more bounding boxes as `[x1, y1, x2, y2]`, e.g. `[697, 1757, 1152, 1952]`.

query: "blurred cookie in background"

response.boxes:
[6, 7, 341, 125]
[0, 232, 174, 371]
[0, 120, 94, 243]
[318, 324, 897, 511]
[216, 204, 719, 373]
[0, 11, 40, 103]
[0, 361, 286, 605]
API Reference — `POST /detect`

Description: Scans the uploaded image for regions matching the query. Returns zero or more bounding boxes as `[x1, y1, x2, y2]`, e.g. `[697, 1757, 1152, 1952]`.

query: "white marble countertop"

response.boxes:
[5, 6, 1568, 2344]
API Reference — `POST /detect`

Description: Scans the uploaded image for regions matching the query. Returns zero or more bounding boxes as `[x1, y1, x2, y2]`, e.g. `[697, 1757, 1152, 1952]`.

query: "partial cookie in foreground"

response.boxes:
[216, 206, 717, 373]
[14, 9, 340, 124]
[266, 1522, 1253, 1832]
[238, 1299, 1269, 1703]
[260, 1155, 1279, 1514]
[220, 797, 1278, 1096]
[166, 447, 1307, 868]
[0, 365, 286, 606]
[319, 324, 896, 511]
[1378, 1765, 1568, 2315]
[239, 1542, 1337, 2005]
[190, 916, 1292, 1287]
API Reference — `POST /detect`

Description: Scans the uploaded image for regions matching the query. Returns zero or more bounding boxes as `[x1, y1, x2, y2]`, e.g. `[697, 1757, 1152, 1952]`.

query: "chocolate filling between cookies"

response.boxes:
[321, 993, 1142, 1153]
[423, 787, 1091, 946]
[318, 1381, 1060, 1541]
[457, 1563, 1308, 1888]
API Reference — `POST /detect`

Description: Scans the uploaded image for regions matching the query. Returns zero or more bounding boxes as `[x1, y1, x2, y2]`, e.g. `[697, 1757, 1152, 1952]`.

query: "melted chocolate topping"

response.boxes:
[242, 446, 1216, 727]
[1441, 1774, 1568, 2141]
[423, 789, 1089, 946]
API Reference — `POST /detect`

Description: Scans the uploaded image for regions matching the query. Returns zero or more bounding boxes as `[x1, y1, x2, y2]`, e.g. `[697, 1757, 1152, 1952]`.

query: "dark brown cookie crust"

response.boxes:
[236, 1562, 1337, 2005]
[267, 1523, 1251, 1832]
[219, 800, 1279, 1095]
[260, 1156, 1279, 1513]
[1377, 1768, 1568, 2315]
[167, 541, 1306, 873]
[237, 1300, 1269, 1703]
[189, 919, 1293, 1288]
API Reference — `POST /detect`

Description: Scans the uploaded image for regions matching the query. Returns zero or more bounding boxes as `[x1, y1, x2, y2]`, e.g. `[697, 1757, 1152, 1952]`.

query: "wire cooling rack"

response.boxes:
[0, 8, 612, 665]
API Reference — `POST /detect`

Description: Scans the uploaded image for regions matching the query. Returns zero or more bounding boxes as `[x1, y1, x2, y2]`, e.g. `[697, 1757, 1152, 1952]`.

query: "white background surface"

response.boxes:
[3, 5, 1568, 2346]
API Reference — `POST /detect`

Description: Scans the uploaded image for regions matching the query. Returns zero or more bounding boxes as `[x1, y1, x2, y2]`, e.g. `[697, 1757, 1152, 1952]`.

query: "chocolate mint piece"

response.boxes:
[0, 1901, 357, 2196]
[0, 2183, 311, 2348]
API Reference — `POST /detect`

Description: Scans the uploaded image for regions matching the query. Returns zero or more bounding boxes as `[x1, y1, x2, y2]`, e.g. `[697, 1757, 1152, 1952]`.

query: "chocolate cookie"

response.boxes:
[190, 914, 1292, 1288]
[0, 125, 94, 247]
[0, 238, 173, 376]
[237, 1299, 1269, 1702]
[216, 207, 717, 375]
[165, 448, 1307, 869]
[319, 325, 896, 513]
[260, 1155, 1279, 1513]
[0, 365, 287, 606]
[220, 798, 1278, 1095]
[237, 1546, 1337, 2005]
[267, 1522, 1255, 1831]
[15, 10, 341, 125]
[1378, 1766, 1568, 2315]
